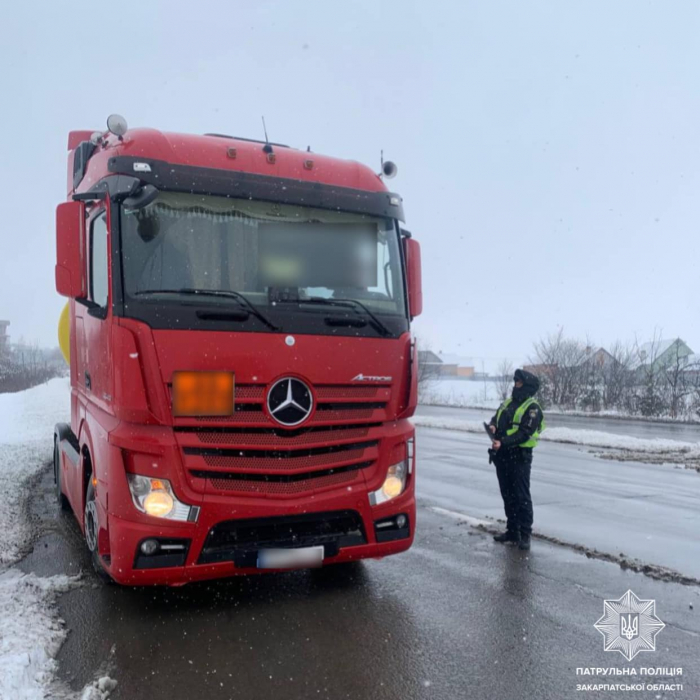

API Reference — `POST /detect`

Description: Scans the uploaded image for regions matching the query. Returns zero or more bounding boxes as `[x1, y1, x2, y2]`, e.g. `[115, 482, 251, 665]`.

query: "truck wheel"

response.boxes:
[54, 440, 70, 511]
[84, 481, 114, 584]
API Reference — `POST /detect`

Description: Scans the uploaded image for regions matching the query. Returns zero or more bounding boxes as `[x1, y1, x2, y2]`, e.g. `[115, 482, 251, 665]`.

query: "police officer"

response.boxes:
[488, 369, 545, 551]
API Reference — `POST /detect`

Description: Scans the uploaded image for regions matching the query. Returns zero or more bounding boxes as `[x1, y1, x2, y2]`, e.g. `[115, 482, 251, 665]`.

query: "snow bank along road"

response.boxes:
[0, 379, 115, 700]
[414, 407, 700, 460]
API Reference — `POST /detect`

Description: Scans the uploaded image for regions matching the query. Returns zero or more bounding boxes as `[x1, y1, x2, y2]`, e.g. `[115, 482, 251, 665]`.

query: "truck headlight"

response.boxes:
[369, 459, 408, 506]
[127, 475, 196, 521]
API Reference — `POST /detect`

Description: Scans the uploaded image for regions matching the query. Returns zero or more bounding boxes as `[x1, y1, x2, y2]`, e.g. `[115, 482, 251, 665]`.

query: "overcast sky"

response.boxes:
[1, 1, 698, 368]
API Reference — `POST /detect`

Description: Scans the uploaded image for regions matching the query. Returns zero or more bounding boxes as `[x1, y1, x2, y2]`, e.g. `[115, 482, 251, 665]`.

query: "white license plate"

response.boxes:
[257, 545, 324, 569]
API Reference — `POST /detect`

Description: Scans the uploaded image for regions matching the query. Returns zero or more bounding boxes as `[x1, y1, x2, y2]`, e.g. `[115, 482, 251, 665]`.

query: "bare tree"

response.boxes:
[633, 331, 668, 417]
[0, 340, 61, 394]
[687, 358, 700, 419]
[530, 329, 588, 408]
[416, 340, 441, 401]
[578, 340, 603, 412]
[663, 341, 693, 419]
[601, 341, 634, 411]
[494, 359, 513, 402]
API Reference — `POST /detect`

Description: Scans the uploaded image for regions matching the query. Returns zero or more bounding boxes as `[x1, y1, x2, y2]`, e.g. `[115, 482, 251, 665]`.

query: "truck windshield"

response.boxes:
[120, 192, 407, 322]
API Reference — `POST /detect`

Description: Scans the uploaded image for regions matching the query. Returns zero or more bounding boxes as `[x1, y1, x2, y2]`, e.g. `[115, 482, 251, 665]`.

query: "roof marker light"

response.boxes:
[106, 114, 128, 137]
[381, 161, 398, 179]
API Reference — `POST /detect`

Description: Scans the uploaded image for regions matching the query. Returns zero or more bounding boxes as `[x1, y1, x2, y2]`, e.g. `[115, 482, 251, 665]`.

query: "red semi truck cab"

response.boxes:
[54, 116, 422, 585]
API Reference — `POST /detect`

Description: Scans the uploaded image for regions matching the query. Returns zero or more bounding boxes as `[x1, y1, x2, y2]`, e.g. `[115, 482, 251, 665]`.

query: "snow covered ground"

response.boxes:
[412, 414, 700, 462]
[420, 379, 501, 409]
[420, 379, 700, 424]
[0, 379, 117, 699]
[0, 378, 70, 564]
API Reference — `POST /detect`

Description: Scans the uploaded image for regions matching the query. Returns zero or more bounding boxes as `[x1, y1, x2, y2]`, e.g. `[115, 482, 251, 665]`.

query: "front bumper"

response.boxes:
[100, 418, 416, 585]
[104, 488, 415, 585]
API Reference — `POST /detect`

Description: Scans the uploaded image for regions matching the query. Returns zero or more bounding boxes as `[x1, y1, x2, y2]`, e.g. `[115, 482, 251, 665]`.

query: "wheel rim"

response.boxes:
[85, 500, 99, 552]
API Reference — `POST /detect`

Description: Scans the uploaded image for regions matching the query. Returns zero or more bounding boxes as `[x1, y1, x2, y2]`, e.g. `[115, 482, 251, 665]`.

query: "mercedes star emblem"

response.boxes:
[267, 377, 313, 426]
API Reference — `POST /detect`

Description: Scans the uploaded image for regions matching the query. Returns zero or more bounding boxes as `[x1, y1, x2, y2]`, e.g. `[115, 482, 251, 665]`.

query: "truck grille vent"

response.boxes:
[201, 448, 366, 471]
[182, 424, 375, 447]
[208, 468, 360, 495]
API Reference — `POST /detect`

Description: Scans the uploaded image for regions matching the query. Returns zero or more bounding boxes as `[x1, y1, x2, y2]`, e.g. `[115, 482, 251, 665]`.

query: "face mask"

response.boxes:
[512, 385, 527, 402]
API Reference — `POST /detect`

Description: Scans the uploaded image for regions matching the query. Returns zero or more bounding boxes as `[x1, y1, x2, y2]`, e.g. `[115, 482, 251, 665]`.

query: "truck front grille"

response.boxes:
[173, 383, 390, 497]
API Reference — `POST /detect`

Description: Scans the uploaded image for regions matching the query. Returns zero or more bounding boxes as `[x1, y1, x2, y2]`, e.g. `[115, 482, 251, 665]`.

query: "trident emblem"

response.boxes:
[595, 590, 664, 660]
[620, 614, 639, 640]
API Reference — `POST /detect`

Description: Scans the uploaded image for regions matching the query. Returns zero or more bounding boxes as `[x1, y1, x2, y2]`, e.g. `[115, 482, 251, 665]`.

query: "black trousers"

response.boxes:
[494, 448, 533, 536]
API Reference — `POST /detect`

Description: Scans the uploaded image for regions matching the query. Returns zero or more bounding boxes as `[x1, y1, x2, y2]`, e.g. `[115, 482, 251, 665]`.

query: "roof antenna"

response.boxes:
[261, 116, 273, 153]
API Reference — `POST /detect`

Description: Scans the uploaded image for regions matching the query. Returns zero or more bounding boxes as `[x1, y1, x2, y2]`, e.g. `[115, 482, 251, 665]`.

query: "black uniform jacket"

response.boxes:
[489, 400, 544, 450]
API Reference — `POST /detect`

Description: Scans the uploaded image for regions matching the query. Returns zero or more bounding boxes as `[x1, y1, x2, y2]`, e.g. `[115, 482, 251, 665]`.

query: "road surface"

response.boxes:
[19, 412, 700, 700]
[416, 423, 700, 579]
[21, 468, 700, 700]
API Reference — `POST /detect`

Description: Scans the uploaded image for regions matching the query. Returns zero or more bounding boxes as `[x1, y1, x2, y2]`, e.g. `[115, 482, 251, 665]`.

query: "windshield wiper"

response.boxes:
[290, 297, 392, 337]
[133, 289, 279, 331]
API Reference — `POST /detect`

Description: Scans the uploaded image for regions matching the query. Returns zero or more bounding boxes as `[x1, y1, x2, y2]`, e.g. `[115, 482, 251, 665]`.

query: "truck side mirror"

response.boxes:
[404, 237, 422, 318]
[55, 201, 86, 298]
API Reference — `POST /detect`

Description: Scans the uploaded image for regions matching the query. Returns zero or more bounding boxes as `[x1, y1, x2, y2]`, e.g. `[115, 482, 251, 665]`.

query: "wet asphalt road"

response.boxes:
[416, 425, 700, 579]
[416, 404, 700, 443]
[21, 459, 700, 700]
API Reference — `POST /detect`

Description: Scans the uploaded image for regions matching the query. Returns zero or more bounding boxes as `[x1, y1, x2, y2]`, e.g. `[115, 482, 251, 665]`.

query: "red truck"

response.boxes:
[54, 115, 422, 585]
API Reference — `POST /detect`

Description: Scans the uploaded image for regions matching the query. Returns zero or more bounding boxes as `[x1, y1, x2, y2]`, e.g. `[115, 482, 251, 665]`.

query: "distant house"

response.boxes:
[418, 351, 475, 379]
[523, 363, 556, 379]
[418, 350, 446, 379]
[631, 338, 694, 377]
[583, 347, 618, 369]
[436, 353, 475, 379]
[680, 353, 700, 378]
[0, 321, 9, 351]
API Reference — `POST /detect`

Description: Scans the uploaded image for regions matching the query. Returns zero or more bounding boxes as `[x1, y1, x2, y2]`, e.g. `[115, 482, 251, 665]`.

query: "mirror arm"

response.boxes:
[73, 190, 107, 202]
[72, 174, 143, 203]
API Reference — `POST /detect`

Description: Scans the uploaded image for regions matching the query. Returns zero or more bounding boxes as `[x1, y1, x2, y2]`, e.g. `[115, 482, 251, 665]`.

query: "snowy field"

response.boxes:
[420, 379, 501, 410]
[420, 379, 700, 425]
[0, 379, 116, 699]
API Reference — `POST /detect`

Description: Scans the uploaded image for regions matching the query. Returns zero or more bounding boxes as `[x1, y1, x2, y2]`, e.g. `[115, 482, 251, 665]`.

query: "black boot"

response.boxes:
[493, 530, 518, 544]
[518, 534, 531, 551]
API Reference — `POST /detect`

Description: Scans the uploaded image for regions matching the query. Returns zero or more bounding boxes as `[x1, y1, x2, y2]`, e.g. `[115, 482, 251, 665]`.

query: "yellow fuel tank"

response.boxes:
[58, 301, 70, 365]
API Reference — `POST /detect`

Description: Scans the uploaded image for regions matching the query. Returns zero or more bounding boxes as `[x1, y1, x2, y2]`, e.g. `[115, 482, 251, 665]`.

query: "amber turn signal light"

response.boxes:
[172, 371, 234, 416]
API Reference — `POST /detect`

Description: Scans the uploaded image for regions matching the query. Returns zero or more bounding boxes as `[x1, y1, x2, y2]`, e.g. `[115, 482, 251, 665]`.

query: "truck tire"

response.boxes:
[54, 440, 70, 511]
[84, 481, 114, 584]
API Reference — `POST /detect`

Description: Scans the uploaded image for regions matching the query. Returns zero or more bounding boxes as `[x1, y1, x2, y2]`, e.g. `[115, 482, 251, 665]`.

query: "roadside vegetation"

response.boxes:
[0, 343, 64, 394]
[530, 330, 700, 420]
[418, 331, 700, 422]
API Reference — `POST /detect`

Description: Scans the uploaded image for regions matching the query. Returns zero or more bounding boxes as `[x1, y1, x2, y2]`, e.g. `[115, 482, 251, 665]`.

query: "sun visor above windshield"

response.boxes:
[107, 156, 405, 221]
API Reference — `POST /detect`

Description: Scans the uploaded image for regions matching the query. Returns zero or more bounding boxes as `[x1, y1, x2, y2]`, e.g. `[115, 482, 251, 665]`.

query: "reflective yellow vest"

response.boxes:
[495, 397, 546, 448]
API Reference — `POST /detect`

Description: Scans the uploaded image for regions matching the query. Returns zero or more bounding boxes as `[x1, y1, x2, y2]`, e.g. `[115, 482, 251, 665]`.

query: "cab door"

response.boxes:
[71, 207, 113, 505]
[83, 209, 113, 410]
